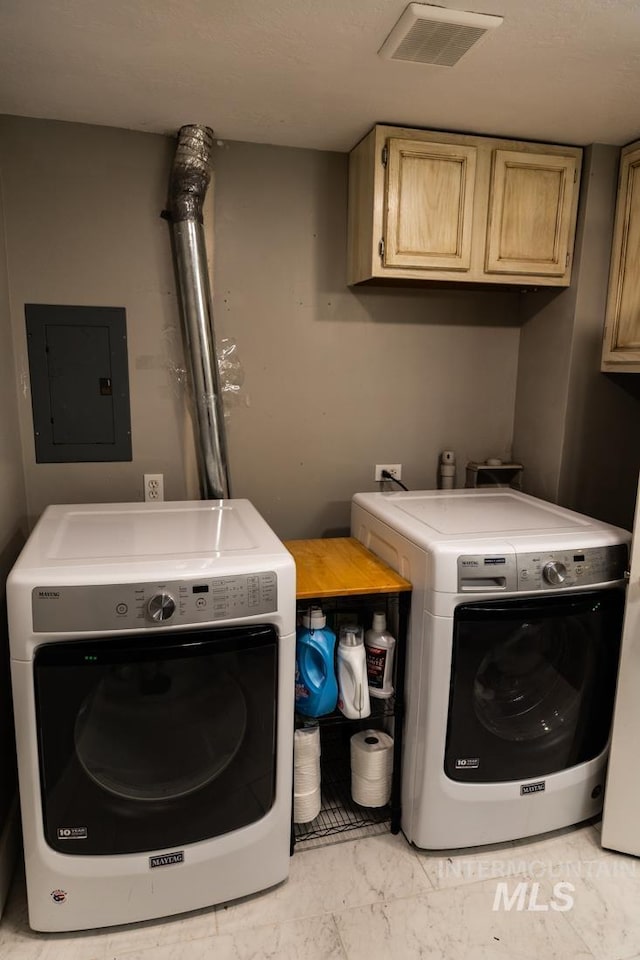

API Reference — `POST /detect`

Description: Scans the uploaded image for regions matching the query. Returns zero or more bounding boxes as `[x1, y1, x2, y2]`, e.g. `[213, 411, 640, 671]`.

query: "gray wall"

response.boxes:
[0, 159, 26, 910]
[0, 172, 26, 567]
[212, 140, 521, 538]
[513, 145, 640, 531]
[0, 116, 200, 525]
[2, 117, 635, 538]
[559, 145, 640, 529]
[0, 118, 522, 540]
[512, 284, 577, 505]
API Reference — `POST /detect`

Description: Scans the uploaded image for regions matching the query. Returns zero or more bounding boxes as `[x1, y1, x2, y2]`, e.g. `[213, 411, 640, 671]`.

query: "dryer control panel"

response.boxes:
[457, 543, 627, 593]
[515, 543, 627, 590]
[31, 572, 278, 633]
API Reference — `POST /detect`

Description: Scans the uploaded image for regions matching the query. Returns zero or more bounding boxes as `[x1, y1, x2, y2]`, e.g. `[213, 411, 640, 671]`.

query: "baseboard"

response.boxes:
[0, 796, 19, 918]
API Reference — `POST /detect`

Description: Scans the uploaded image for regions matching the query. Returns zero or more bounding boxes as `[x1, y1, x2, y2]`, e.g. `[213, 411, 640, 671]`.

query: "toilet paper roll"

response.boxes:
[294, 757, 321, 795]
[350, 730, 393, 807]
[351, 751, 392, 779]
[294, 724, 321, 763]
[350, 730, 394, 778]
[293, 785, 322, 824]
[352, 772, 392, 808]
[294, 725, 321, 797]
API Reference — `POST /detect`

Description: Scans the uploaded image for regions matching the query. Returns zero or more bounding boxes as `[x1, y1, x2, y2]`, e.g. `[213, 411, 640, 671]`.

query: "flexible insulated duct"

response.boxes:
[167, 124, 230, 500]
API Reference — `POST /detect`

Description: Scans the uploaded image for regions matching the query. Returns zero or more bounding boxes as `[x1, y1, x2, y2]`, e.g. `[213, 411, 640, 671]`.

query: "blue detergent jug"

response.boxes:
[295, 606, 338, 717]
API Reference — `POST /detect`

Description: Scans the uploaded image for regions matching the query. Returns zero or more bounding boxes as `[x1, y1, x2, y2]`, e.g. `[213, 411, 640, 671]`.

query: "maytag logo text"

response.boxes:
[149, 851, 184, 869]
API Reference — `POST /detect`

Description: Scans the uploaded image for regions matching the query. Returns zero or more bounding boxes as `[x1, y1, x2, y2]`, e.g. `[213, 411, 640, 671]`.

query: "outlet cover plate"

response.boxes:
[374, 464, 402, 482]
[144, 473, 164, 501]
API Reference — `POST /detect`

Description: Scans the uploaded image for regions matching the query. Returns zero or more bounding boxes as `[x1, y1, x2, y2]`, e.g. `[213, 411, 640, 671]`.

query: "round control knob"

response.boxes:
[542, 561, 567, 586]
[147, 592, 176, 622]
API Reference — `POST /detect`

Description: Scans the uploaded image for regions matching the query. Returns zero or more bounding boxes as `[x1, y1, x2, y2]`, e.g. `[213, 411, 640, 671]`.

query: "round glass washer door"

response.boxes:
[473, 618, 586, 743]
[74, 659, 247, 801]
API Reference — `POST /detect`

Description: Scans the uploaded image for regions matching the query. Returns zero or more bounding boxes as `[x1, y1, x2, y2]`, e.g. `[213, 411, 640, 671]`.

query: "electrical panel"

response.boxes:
[25, 304, 132, 463]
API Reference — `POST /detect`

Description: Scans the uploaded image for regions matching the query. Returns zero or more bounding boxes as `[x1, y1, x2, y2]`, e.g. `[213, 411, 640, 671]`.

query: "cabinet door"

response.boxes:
[383, 138, 477, 271]
[485, 150, 579, 278]
[601, 144, 640, 371]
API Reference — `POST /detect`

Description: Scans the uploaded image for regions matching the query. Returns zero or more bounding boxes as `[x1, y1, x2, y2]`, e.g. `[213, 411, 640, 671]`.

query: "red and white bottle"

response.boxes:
[364, 612, 396, 699]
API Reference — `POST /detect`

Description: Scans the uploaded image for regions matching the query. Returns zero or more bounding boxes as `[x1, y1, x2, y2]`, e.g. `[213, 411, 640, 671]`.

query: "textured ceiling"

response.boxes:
[1, 0, 640, 152]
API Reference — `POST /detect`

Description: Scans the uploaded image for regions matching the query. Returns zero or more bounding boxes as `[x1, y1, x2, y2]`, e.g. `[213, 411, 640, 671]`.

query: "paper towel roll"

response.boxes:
[350, 730, 393, 808]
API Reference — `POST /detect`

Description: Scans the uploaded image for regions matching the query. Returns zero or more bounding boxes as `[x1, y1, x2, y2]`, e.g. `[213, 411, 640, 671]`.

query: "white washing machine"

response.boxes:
[351, 488, 630, 849]
[7, 499, 296, 931]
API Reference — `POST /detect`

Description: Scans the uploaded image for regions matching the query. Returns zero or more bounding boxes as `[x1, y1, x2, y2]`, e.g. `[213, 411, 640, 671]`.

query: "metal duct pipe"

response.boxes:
[167, 124, 230, 500]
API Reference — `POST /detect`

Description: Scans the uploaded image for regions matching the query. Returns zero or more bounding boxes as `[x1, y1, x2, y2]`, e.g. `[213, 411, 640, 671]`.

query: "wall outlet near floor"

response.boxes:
[374, 464, 402, 482]
[144, 473, 164, 502]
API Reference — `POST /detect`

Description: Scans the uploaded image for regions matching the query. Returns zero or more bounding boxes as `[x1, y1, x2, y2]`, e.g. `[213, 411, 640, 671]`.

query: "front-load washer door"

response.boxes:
[34, 624, 278, 855]
[444, 590, 624, 783]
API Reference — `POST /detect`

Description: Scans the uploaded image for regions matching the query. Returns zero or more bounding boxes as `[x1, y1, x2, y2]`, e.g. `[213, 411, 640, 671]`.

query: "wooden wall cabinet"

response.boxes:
[347, 125, 582, 287]
[601, 141, 640, 372]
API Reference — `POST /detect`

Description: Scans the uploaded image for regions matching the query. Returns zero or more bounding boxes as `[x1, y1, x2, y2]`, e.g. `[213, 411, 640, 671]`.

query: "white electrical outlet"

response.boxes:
[144, 473, 164, 502]
[374, 464, 402, 482]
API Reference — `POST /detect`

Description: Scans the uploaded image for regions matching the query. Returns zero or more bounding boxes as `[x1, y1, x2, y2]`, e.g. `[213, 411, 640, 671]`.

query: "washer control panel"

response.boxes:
[32, 572, 278, 633]
[457, 543, 627, 593]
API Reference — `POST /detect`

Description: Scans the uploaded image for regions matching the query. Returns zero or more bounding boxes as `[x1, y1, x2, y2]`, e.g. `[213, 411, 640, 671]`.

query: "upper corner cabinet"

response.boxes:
[601, 140, 640, 372]
[347, 125, 582, 287]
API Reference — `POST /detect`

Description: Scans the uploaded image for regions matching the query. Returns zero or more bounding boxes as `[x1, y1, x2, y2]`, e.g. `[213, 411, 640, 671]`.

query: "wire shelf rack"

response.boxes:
[291, 579, 410, 850]
[293, 722, 392, 846]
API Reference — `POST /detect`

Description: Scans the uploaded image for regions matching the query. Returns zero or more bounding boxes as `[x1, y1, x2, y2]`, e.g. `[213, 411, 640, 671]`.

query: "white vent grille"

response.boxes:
[379, 4, 503, 67]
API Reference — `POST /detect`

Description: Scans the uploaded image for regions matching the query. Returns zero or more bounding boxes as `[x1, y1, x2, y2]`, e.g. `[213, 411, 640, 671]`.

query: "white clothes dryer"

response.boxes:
[351, 489, 629, 849]
[7, 500, 296, 931]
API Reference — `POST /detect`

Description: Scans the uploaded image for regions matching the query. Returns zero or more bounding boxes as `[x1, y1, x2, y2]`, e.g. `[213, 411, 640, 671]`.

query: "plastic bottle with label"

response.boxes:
[337, 626, 371, 720]
[364, 611, 396, 699]
[295, 606, 338, 717]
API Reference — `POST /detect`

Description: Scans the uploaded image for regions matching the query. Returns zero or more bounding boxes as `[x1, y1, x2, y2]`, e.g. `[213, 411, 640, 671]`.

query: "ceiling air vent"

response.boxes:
[378, 4, 503, 67]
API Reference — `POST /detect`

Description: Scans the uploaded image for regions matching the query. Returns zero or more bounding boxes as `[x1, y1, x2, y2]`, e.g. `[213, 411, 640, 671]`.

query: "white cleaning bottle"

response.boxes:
[364, 611, 396, 699]
[337, 626, 371, 720]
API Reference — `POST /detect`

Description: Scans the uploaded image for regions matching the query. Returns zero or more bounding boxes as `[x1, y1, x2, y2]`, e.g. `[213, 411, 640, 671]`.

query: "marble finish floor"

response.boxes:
[1, 819, 639, 959]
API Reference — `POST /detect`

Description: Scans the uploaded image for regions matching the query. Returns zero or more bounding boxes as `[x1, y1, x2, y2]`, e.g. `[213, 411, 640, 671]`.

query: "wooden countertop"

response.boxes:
[284, 537, 412, 599]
